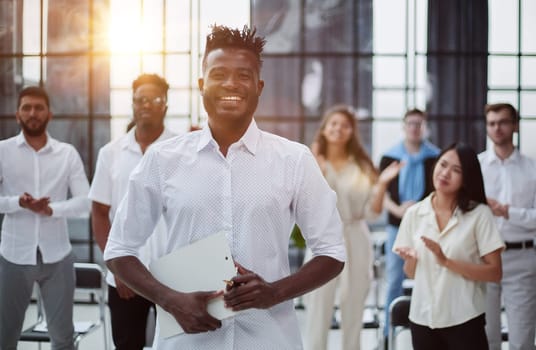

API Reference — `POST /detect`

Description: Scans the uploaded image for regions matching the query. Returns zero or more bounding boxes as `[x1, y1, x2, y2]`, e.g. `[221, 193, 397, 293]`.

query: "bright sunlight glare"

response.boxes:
[108, 0, 161, 54]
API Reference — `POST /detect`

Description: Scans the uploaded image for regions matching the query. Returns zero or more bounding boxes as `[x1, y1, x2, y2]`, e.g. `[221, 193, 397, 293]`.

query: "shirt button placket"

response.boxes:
[223, 158, 233, 233]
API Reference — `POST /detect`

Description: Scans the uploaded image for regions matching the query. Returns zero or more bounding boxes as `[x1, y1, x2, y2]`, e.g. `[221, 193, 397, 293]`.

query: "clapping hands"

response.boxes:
[19, 192, 52, 216]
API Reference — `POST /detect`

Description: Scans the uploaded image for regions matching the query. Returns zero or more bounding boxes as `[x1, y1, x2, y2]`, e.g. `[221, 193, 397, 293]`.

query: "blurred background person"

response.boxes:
[479, 103, 536, 350]
[0, 86, 90, 349]
[394, 142, 504, 350]
[304, 104, 401, 350]
[89, 74, 177, 350]
[379, 108, 440, 347]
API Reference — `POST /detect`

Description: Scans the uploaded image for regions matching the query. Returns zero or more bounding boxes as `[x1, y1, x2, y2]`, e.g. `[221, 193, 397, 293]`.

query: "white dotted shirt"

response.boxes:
[104, 120, 346, 349]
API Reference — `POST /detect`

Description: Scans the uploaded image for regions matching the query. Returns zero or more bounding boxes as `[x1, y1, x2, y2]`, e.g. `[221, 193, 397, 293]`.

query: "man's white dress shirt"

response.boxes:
[478, 148, 536, 242]
[0, 133, 90, 265]
[89, 127, 176, 286]
[104, 120, 346, 350]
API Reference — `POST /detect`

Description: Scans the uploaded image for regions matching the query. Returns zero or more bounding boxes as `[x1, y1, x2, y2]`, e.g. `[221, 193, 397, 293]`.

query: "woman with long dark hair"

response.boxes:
[394, 142, 504, 350]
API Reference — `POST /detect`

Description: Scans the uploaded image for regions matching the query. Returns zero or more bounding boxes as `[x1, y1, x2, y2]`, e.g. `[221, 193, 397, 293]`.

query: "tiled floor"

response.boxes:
[17, 285, 516, 350]
[18, 232, 394, 350]
[17, 270, 403, 350]
[16, 229, 516, 350]
[18, 302, 393, 350]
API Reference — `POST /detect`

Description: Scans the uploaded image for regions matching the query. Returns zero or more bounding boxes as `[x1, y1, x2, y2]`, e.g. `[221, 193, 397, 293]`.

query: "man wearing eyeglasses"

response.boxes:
[479, 103, 536, 350]
[379, 108, 440, 349]
[89, 74, 177, 350]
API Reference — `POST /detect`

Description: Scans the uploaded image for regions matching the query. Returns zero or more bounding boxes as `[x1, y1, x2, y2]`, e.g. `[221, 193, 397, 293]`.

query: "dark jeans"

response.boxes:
[410, 313, 489, 350]
[108, 285, 154, 350]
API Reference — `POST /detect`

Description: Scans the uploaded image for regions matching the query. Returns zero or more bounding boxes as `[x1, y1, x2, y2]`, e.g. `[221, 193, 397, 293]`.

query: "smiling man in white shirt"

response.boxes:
[479, 103, 536, 350]
[104, 25, 346, 349]
[0, 86, 90, 350]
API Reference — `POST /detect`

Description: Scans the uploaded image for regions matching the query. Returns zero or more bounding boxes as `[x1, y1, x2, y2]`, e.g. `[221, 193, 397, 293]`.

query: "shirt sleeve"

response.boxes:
[475, 205, 505, 256]
[49, 146, 90, 218]
[393, 207, 416, 252]
[507, 184, 536, 230]
[0, 195, 21, 214]
[293, 149, 346, 262]
[0, 163, 20, 213]
[0, 146, 23, 213]
[88, 146, 112, 206]
[104, 148, 164, 261]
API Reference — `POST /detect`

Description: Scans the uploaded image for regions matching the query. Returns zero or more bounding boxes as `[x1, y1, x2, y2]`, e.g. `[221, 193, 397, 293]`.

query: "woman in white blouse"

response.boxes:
[394, 142, 504, 350]
[304, 105, 401, 350]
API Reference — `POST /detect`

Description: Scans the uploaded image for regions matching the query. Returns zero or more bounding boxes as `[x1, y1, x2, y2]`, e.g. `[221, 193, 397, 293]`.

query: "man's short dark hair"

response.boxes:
[18, 86, 50, 108]
[403, 108, 426, 120]
[485, 103, 519, 123]
[132, 73, 170, 99]
[202, 25, 266, 72]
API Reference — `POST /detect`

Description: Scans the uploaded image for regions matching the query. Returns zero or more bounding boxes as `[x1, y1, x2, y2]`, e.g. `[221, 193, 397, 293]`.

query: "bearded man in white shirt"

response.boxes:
[0, 86, 90, 349]
[89, 74, 177, 350]
[103, 25, 346, 349]
[479, 103, 536, 350]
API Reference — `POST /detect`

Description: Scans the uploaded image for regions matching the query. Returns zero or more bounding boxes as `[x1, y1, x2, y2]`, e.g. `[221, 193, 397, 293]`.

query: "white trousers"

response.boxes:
[304, 221, 373, 350]
[485, 247, 536, 350]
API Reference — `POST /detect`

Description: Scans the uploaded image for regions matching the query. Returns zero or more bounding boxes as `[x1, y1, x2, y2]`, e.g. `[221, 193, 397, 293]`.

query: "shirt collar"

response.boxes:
[417, 193, 461, 234]
[240, 120, 260, 155]
[484, 147, 520, 165]
[417, 193, 460, 215]
[417, 193, 435, 216]
[197, 119, 260, 155]
[120, 128, 138, 151]
[16, 131, 56, 152]
[121, 126, 173, 152]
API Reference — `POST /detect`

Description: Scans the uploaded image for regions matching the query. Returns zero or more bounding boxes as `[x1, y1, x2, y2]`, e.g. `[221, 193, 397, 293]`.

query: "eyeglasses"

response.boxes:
[132, 96, 166, 107]
[404, 121, 423, 128]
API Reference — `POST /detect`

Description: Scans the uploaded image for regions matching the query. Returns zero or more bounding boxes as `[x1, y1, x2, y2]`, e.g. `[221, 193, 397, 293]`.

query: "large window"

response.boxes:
[1, 0, 534, 262]
[108, 0, 249, 140]
[0, 0, 250, 263]
[371, 0, 428, 161]
[488, 0, 536, 157]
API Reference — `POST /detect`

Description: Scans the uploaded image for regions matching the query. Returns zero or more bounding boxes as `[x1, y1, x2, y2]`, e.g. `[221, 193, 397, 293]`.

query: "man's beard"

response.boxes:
[19, 118, 48, 137]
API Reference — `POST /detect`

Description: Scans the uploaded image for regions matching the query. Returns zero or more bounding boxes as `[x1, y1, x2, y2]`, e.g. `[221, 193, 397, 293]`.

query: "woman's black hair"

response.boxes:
[435, 142, 487, 213]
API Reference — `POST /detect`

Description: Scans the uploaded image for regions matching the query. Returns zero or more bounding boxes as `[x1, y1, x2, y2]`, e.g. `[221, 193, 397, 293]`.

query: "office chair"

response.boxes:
[19, 262, 110, 350]
[388, 295, 411, 350]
